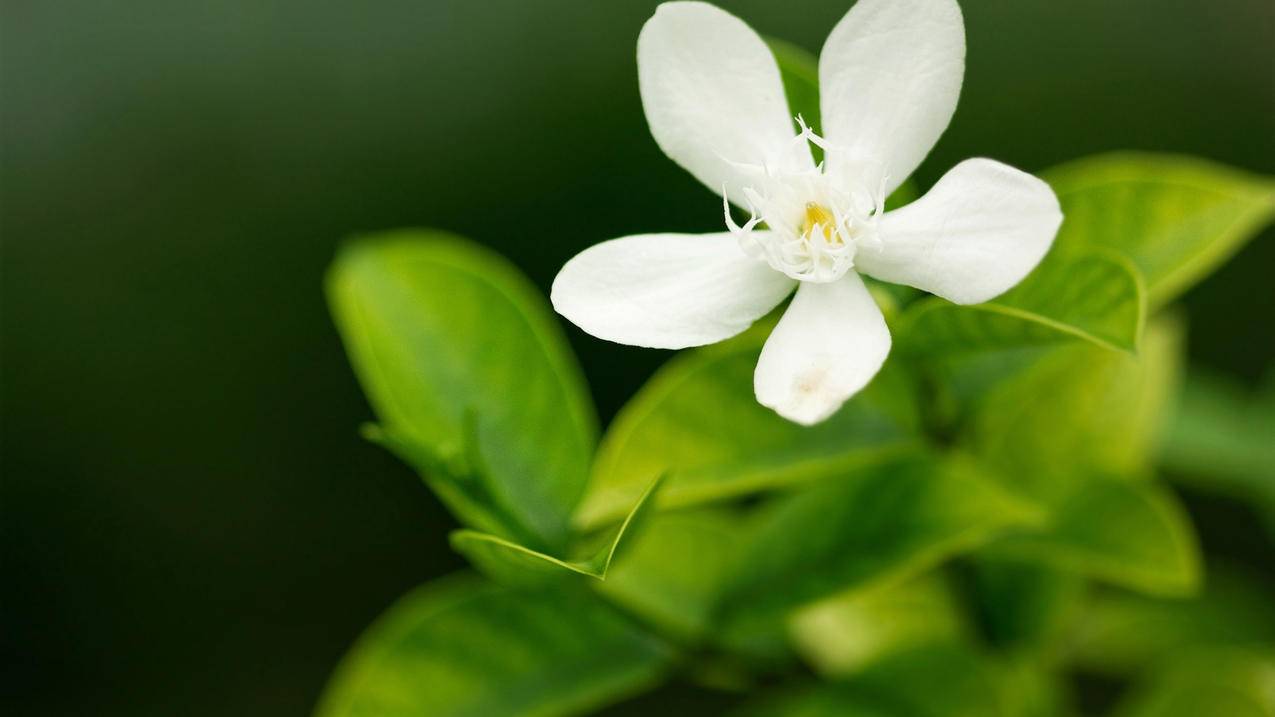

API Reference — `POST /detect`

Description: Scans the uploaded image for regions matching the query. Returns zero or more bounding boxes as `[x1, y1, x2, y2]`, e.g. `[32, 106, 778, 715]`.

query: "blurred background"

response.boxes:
[2, 1, 1272, 714]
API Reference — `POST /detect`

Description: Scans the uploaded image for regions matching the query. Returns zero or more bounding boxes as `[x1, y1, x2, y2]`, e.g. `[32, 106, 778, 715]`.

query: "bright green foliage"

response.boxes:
[575, 325, 920, 528]
[449, 474, 662, 586]
[713, 454, 1040, 626]
[327, 232, 596, 551]
[323, 147, 1275, 715]
[898, 246, 1144, 355]
[315, 576, 671, 717]
[1112, 648, 1275, 717]
[596, 508, 743, 643]
[1044, 153, 1275, 308]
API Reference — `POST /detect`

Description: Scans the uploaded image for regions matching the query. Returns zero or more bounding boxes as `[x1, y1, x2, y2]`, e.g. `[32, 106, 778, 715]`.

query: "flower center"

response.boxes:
[722, 119, 885, 284]
[801, 202, 841, 246]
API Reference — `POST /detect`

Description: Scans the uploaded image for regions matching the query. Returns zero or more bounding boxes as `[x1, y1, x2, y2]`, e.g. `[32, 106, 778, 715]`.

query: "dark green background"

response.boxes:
[3, 1, 1272, 714]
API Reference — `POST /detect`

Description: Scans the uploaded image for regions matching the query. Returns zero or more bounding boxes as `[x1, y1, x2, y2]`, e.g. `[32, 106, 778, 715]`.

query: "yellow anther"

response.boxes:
[801, 202, 840, 244]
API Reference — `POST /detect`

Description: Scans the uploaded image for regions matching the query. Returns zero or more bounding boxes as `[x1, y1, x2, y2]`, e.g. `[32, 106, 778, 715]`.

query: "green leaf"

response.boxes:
[986, 477, 1200, 596]
[1112, 648, 1275, 717]
[1069, 568, 1275, 676]
[897, 246, 1145, 356]
[596, 507, 742, 643]
[739, 643, 1016, 717]
[574, 325, 921, 529]
[968, 559, 1083, 653]
[327, 231, 596, 550]
[964, 314, 1184, 496]
[449, 475, 663, 586]
[1043, 152, 1275, 308]
[789, 575, 967, 678]
[714, 453, 1040, 627]
[315, 575, 671, 717]
[1159, 371, 1275, 535]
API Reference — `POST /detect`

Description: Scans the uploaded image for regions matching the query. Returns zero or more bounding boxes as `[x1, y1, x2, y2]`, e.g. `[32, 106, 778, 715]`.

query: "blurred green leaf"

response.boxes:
[965, 314, 1183, 495]
[714, 453, 1040, 627]
[959, 317, 1200, 593]
[1043, 152, 1275, 308]
[739, 643, 1015, 717]
[327, 231, 596, 550]
[574, 324, 920, 529]
[449, 475, 662, 586]
[1069, 568, 1275, 676]
[968, 559, 1084, 654]
[898, 246, 1144, 356]
[1111, 648, 1275, 717]
[1159, 371, 1275, 535]
[789, 575, 967, 678]
[315, 575, 671, 717]
[736, 685, 892, 717]
[987, 477, 1200, 596]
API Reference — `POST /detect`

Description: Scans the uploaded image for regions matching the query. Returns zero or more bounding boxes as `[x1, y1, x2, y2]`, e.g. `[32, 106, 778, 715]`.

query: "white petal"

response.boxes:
[551, 232, 796, 350]
[638, 2, 812, 205]
[754, 274, 890, 426]
[858, 158, 1063, 305]
[820, 0, 965, 196]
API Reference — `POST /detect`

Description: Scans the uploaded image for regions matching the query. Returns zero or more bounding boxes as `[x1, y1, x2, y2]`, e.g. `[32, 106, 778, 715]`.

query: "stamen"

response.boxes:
[722, 122, 882, 284]
[801, 203, 840, 245]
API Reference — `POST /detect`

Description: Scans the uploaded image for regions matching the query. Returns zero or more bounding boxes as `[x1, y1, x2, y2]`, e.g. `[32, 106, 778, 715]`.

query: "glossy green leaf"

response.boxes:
[789, 575, 967, 678]
[714, 453, 1040, 627]
[574, 324, 920, 528]
[449, 475, 663, 586]
[1112, 648, 1275, 717]
[596, 507, 742, 642]
[327, 232, 596, 550]
[1043, 152, 1275, 308]
[1159, 371, 1275, 535]
[987, 477, 1200, 596]
[1069, 568, 1275, 676]
[898, 246, 1144, 355]
[315, 575, 671, 717]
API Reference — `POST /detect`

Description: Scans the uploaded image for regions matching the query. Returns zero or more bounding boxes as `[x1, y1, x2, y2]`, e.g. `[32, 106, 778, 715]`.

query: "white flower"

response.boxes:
[551, 0, 1062, 425]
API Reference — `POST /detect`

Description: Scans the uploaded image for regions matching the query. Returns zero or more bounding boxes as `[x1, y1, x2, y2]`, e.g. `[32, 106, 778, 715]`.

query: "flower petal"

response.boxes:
[551, 232, 796, 350]
[638, 2, 812, 205]
[754, 273, 890, 425]
[820, 0, 965, 196]
[858, 158, 1063, 305]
